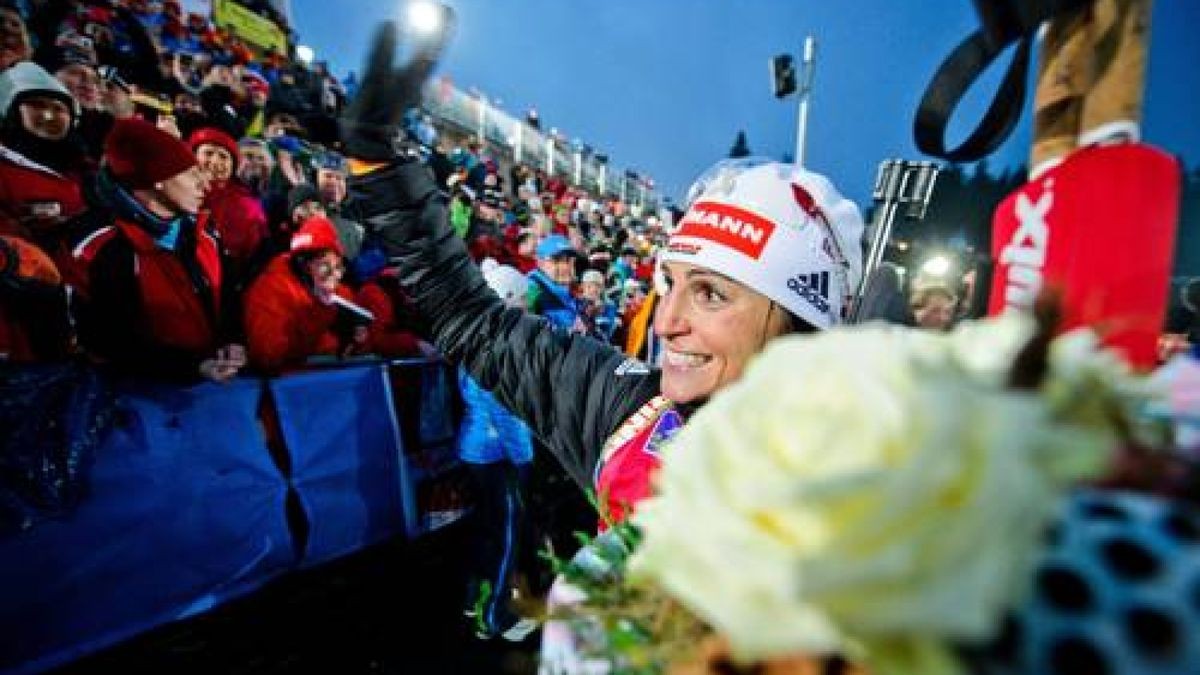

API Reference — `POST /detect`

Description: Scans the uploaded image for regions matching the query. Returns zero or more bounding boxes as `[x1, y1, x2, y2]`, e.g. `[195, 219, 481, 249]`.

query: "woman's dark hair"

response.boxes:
[788, 313, 818, 335]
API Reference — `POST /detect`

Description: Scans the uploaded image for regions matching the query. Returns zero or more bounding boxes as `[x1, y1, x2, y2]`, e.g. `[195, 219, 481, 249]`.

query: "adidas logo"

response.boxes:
[614, 359, 651, 376]
[786, 271, 831, 313]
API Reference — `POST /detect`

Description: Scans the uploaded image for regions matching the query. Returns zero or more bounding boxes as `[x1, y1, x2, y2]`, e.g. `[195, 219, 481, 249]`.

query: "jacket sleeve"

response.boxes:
[348, 161, 661, 489]
[356, 282, 421, 357]
[243, 271, 336, 373]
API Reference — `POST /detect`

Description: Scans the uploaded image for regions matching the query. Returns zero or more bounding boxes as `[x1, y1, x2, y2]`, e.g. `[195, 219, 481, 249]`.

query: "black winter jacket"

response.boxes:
[348, 160, 661, 490]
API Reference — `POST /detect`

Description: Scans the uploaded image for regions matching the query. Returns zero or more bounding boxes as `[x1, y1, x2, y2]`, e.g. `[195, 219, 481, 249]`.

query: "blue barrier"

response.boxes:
[0, 377, 292, 675]
[270, 364, 406, 567]
[0, 360, 465, 674]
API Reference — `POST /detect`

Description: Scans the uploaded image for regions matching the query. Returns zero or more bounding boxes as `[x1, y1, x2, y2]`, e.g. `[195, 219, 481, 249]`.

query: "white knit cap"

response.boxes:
[660, 160, 864, 329]
[480, 258, 528, 303]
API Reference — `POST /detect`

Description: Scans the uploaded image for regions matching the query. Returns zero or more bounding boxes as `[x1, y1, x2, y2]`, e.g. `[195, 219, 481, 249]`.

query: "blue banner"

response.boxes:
[0, 378, 292, 675]
[270, 364, 407, 567]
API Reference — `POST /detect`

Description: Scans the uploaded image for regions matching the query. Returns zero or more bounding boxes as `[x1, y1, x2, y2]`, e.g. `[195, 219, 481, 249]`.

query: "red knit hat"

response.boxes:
[187, 127, 240, 164]
[104, 118, 196, 189]
[290, 216, 344, 256]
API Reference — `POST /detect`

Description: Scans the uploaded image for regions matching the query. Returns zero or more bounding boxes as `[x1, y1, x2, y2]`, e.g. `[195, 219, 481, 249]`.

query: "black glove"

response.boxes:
[340, 13, 455, 162]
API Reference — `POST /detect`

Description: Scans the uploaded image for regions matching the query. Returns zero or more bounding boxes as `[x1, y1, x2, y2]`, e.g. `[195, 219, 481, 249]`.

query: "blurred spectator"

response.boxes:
[458, 258, 537, 641]
[40, 45, 114, 160]
[0, 233, 69, 362]
[447, 179, 473, 239]
[239, 68, 270, 136]
[188, 126, 267, 277]
[314, 151, 362, 260]
[511, 230, 537, 274]
[354, 268, 432, 359]
[0, 62, 91, 286]
[262, 110, 309, 191]
[74, 118, 244, 382]
[236, 136, 274, 197]
[578, 268, 617, 342]
[622, 283, 660, 364]
[196, 62, 245, 138]
[250, 182, 324, 275]
[526, 233, 582, 333]
[242, 215, 365, 373]
[313, 60, 344, 115]
[612, 245, 638, 286]
[171, 88, 207, 137]
[0, 4, 30, 72]
[910, 284, 958, 331]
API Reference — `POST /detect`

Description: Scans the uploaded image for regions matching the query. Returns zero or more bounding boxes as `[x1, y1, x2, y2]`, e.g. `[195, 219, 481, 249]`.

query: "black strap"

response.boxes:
[914, 0, 1093, 163]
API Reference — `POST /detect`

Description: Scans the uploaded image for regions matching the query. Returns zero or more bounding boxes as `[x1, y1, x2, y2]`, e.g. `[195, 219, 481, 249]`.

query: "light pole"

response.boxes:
[513, 120, 523, 165]
[795, 36, 816, 167]
[476, 94, 487, 144]
[850, 159, 940, 323]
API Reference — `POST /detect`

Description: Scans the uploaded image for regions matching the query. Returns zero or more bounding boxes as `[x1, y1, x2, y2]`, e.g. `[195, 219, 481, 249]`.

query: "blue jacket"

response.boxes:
[457, 368, 533, 465]
[526, 269, 580, 332]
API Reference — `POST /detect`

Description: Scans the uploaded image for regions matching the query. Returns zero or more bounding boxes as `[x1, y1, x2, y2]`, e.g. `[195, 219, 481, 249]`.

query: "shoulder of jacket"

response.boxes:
[599, 395, 671, 465]
[72, 224, 120, 263]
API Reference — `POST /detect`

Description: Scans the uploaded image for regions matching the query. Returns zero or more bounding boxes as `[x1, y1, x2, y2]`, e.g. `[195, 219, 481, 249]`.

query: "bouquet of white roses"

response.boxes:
[550, 314, 1171, 675]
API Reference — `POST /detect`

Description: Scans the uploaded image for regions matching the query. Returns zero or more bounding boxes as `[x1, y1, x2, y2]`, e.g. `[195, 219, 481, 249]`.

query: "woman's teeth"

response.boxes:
[666, 350, 709, 368]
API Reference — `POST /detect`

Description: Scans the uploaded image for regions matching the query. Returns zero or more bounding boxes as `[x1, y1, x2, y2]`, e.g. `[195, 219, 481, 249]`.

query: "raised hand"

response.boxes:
[340, 11, 455, 162]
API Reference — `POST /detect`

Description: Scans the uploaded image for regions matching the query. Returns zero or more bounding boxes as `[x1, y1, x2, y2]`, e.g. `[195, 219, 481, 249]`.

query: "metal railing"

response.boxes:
[420, 79, 659, 210]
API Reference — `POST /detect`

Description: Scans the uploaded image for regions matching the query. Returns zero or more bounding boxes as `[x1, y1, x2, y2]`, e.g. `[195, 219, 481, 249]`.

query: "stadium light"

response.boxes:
[921, 254, 951, 277]
[296, 44, 314, 64]
[407, 1, 444, 36]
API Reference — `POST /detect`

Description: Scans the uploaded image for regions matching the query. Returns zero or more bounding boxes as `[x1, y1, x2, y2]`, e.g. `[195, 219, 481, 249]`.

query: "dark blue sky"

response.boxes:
[294, 0, 1199, 207]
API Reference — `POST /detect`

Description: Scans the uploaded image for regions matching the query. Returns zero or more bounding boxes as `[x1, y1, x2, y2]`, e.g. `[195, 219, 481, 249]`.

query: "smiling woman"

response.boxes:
[352, 133, 863, 525]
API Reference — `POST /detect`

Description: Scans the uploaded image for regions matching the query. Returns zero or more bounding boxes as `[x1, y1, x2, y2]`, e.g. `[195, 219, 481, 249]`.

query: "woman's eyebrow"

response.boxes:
[686, 268, 735, 283]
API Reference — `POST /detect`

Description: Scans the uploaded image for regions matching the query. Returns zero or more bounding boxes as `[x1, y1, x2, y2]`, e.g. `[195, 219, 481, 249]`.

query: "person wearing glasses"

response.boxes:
[242, 215, 368, 374]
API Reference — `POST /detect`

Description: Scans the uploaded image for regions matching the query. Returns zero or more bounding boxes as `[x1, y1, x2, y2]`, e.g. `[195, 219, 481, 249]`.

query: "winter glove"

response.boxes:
[339, 14, 455, 162]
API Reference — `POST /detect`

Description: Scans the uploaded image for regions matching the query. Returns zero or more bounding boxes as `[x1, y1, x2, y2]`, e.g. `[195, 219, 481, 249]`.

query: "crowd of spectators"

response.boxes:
[0, 0, 668, 384]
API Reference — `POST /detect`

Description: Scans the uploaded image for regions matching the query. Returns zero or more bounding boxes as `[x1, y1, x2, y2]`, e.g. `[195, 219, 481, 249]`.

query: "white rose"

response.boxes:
[629, 320, 1120, 674]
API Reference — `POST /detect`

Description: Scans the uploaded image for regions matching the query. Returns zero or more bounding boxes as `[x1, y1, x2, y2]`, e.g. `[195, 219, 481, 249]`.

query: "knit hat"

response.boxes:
[661, 159, 864, 330]
[36, 40, 97, 74]
[0, 61, 79, 121]
[238, 137, 270, 153]
[242, 70, 270, 96]
[536, 233, 574, 260]
[580, 269, 605, 286]
[104, 118, 196, 189]
[187, 126, 240, 164]
[290, 215, 343, 256]
[480, 258, 528, 303]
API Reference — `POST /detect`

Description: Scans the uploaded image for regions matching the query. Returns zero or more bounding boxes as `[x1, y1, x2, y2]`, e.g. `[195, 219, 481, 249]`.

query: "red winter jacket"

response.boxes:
[356, 279, 422, 357]
[243, 254, 353, 373]
[0, 234, 69, 362]
[203, 179, 268, 270]
[0, 145, 90, 289]
[74, 216, 229, 380]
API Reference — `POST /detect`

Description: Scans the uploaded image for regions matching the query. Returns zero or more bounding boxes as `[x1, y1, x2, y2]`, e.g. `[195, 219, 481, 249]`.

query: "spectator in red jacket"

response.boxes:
[189, 127, 268, 278]
[0, 62, 91, 289]
[0, 233, 70, 362]
[243, 215, 367, 374]
[74, 118, 245, 382]
[355, 270, 434, 359]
